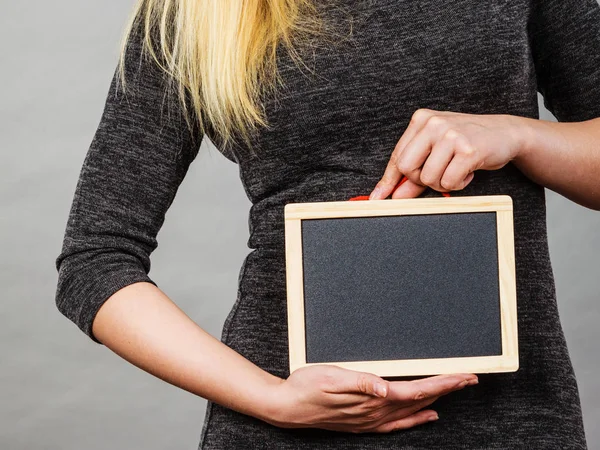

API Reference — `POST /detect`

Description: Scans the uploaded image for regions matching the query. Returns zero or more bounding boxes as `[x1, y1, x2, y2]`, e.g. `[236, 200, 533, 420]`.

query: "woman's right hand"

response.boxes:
[262, 364, 478, 434]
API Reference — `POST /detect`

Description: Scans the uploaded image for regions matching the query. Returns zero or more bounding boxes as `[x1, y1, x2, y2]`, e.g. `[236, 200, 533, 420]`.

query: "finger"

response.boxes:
[395, 108, 436, 156]
[440, 155, 476, 191]
[439, 133, 480, 191]
[326, 393, 439, 433]
[372, 409, 439, 433]
[390, 178, 427, 199]
[324, 369, 390, 398]
[396, 116, 450, 186]
[371, 394, 440, 427]
[370, 108, 435, 200]
[328, 388, 439, 418]
[419, 130, 457, 192]
[389, 373, 478, 401]
[369, 154, 402, 200]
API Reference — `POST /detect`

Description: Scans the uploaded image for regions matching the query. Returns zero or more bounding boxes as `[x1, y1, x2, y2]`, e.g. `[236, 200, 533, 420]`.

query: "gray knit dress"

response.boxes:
[55, 0, 600, 448]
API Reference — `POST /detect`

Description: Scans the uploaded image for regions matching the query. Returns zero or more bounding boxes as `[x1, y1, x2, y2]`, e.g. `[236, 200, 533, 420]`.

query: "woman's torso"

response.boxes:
[200, 1, 587, 448]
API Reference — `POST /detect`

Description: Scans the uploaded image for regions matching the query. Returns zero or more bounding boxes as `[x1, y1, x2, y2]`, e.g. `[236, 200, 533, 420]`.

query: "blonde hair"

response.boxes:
[117, 0, 326, 148]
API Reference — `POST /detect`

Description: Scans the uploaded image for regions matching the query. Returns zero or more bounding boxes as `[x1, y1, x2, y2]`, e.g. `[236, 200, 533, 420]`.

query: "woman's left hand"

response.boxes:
[369, 108, 527, 200]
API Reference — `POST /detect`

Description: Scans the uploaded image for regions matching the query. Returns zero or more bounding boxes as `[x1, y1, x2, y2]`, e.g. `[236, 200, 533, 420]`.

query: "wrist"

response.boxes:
[506, 114, 536, 164]
[249, 374, 288, 426]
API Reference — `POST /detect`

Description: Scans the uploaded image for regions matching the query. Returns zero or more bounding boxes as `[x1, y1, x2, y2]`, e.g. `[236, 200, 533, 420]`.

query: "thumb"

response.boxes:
[340, 370, 389, 398]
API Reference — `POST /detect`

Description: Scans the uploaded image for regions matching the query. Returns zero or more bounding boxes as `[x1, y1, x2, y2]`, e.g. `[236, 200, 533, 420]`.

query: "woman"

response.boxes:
[55, 0, 599, 448]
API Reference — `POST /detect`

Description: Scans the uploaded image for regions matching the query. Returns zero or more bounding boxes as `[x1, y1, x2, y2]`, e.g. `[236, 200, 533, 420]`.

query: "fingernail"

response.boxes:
[374, 383, 387, 397]
[468, 377, 479, 385]
[429, 413, 439, 421]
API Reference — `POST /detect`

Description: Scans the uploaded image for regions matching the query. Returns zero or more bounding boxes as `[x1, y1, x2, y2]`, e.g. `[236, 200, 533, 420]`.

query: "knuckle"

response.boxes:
[413, 389, 427, 401]
[379, 175, 395, 186]
[322, 365, 339, 378]
[316, 369, 337, 390]
[396, 161, 413, 176]
[411, 108, 431, 124]
[459, 144, 476, 157]
[392, 154, 403, 169]
[316, 378, 331, 392]
[419, 171, 436, 186]
[426, 115, 445, 129]
[443, 128, 459, 141]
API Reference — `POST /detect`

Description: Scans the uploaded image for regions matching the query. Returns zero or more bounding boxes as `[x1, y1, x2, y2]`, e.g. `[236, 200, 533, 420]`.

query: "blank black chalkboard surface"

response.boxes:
[284, 195, 518, 377]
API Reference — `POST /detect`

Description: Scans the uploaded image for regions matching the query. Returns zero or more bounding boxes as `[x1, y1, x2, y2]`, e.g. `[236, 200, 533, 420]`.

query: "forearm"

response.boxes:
[92, 281, 284, 422]
[512, 116, 600, 210]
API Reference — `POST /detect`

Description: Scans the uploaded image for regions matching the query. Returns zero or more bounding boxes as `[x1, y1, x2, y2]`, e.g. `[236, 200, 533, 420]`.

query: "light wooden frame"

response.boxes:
[284, 195, 518, 377]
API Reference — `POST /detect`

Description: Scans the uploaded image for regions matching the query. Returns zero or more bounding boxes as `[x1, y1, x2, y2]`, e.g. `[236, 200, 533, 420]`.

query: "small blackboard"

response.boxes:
[284, 195, 518, 377]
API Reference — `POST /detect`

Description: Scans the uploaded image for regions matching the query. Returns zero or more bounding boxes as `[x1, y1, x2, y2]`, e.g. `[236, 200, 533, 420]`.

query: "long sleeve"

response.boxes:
[54, 27, 202, 342]
[529, 0, 600, 122]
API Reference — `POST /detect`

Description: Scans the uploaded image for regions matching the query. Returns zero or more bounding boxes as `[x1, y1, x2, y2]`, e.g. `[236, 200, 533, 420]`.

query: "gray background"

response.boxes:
[1, 1, 598, 449]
